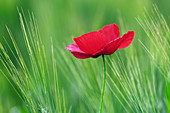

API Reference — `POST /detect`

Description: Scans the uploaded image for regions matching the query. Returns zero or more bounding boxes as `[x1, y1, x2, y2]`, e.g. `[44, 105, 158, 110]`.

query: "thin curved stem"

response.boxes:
[99, 55, 106, 113]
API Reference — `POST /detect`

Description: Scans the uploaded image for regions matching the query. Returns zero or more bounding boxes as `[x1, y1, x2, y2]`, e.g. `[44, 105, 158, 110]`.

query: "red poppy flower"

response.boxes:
[66, 23, 135, 59]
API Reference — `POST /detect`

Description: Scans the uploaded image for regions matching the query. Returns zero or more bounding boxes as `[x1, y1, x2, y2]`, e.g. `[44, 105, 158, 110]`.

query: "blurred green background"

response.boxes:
[0, 0, 169, 112]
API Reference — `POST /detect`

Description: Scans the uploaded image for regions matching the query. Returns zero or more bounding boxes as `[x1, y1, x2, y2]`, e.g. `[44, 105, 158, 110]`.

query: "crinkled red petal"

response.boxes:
[65, 42, 85, 53]
[99, 23, 120, 41]
[74, 31, 108, 54]
[118, 31, 135, 49]
[99, 38, 123, 55]
[65, 42, 92, 59]
[71, 52, 92, 59]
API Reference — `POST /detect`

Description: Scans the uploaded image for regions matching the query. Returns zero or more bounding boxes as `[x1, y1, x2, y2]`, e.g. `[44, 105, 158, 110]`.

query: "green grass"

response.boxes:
[0, 5, 169, 113]
[0, 9, 68, 113]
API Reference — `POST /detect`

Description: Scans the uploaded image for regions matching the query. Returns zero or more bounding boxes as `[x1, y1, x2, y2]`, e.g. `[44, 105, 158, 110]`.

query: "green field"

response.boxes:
[0, 0, 169, 113]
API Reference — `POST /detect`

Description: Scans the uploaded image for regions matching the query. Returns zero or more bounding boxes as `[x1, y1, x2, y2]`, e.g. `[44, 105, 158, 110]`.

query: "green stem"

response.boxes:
[99, 55, 106, 113]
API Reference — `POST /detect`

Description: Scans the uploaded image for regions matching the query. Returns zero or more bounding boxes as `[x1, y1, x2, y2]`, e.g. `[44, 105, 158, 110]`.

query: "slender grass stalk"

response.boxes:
[99, 55, 106, 113]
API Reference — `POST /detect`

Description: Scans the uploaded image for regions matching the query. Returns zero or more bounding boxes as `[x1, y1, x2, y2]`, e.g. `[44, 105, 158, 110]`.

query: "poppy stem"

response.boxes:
[99, 55, 106, 113]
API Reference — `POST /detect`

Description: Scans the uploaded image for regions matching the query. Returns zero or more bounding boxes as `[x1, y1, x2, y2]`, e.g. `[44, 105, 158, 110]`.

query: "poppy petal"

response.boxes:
[99, 38, 123, 55]
[74, 31, 108, 54]
[65, 42, 85, 53]
[71, 52, 92, 59]
[65, 43, 92, 59]
[99, 23, 120, 41]
[118, 31, 135, 49]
